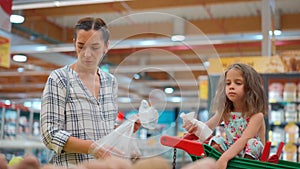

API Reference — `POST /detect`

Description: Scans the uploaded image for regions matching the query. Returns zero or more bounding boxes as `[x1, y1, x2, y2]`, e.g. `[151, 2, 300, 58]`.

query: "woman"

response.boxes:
[40, 17, 139, 167]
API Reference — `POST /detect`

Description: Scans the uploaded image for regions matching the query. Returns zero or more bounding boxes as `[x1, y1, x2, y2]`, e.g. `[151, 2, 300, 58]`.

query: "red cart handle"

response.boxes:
[160, 135, 206, 157]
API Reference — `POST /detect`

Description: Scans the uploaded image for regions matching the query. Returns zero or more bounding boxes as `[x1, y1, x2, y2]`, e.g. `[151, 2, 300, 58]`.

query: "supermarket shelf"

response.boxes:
[0, 140, 45, 149]
[270, 122, 300, 127]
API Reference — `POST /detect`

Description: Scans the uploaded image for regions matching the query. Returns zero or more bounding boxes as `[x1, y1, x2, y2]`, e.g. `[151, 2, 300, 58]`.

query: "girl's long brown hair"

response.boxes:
[211, 63, 268, 121]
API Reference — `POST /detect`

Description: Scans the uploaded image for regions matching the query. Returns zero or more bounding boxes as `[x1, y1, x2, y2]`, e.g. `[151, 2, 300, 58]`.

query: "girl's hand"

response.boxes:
[216, 156, 228, 169]
[182, 121, 198, 134]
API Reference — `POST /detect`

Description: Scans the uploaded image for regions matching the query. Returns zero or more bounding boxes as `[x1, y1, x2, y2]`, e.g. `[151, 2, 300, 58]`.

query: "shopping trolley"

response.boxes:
[160, 135, 300, 169]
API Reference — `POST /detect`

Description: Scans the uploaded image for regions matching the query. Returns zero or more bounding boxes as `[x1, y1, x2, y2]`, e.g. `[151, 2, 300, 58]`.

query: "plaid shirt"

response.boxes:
[40, 65, 118, 166]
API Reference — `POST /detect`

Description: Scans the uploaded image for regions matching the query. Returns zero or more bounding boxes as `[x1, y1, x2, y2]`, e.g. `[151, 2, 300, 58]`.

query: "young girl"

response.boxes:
[183, 63, 268, 169]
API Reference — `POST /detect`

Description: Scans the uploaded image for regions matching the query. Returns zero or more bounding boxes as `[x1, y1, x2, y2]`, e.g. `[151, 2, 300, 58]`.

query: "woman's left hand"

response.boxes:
[133, 120, 141, 133]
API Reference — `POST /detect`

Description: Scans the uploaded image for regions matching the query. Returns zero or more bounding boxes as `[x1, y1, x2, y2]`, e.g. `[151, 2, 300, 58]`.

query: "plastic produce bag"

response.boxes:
[138, 100, 159, 130]
[90, 100, 159, 159]
[180, 112, 212, 142]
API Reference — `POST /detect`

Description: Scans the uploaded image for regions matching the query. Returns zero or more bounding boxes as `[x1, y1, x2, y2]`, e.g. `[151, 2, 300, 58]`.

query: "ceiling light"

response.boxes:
[171, 34, 186, 42]
[274, 30, 282, 36]
[133, 73, 141, 80]
[10, 14, 25, 24]
[140, 40, 156, 46]
[269, 30, 282, 36]
[168, 97, 182, 103]
[12, 0, 129, 10]
[171, 18, 186, 42]
[13, 54, 27, 62]
[17, 67, 25, 72]
[164, 87, 174, 94]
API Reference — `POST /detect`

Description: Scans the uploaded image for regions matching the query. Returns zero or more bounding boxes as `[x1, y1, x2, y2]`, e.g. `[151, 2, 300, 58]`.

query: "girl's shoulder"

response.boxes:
[248, 112, 264, 121]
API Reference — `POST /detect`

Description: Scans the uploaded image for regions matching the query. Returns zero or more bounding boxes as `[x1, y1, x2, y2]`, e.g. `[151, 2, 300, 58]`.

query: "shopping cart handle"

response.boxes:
[160, 135, 206, 157]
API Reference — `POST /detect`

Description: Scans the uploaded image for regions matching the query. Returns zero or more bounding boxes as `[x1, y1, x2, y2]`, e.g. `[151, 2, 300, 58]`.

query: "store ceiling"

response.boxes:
[1, 0, 300, 110]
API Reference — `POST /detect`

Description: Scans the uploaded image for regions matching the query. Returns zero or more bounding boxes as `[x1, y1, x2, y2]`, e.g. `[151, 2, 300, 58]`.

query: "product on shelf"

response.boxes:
[4, 109, 17, 140]
[270, 109, 284, 123]
[272, 127, 285, 145]
[283, 142, 297, 162]
[32, 112, 40, 136]
[283, 82, 297, 102]
[268, 83, 283, 102]
[285, 103, 298, 123]
[298, 104, 300, 123]
[297, 83, 300, 102]
[0, 108, 3, 139]
[284, 122, 299, 144]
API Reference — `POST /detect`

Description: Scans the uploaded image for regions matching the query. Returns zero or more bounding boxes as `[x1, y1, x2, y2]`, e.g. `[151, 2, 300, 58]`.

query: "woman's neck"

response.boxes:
[72, 63, 97, 75]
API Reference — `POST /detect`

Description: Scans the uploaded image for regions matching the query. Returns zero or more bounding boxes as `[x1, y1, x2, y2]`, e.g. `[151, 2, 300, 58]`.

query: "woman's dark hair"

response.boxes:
[74, 17, 110, 44]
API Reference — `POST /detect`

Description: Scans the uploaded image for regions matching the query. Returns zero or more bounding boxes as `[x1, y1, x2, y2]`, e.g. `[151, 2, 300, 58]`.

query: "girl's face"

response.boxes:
[225, 68, 245, 103]
[74, 29, 108, 69]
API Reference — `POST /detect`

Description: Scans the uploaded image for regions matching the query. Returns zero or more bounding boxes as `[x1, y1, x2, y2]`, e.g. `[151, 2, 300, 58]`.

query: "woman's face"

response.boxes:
[74, 29, 108, 69]
[225, 68, 245, 103]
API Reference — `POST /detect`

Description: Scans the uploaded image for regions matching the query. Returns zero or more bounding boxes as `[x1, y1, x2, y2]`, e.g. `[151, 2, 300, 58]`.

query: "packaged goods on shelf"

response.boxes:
[284, 122, 299, 144]
[269, 83, 283, 102]
[270, 109, 285, 123]
[272, 127, 285, 144]
[297, 83, 300, 102]
[285, 103, 298, 123]
[4, 109, 17, 140]
[283, 142, 297, 162]
[283, 82, 297, 102]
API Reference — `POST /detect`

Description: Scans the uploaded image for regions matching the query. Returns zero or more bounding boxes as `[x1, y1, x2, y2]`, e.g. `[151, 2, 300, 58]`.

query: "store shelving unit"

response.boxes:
[261, 73, 300, 162]
[0, 106, 47, 163]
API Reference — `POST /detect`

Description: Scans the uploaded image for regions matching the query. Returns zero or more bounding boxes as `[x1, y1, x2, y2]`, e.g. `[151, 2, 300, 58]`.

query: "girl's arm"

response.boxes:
[217, 112, 264, 168]
[205, 112, 222, 130]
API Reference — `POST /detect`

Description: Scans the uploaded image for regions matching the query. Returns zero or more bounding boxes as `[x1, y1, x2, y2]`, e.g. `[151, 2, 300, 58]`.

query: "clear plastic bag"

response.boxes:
[138, 100, 159, 130]
[90, 100, 162, 159]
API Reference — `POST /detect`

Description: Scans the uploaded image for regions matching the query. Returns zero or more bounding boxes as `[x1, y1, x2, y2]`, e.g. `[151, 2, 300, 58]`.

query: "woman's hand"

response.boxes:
[89, 142, 124, 159]
[133, 119, 141, 133]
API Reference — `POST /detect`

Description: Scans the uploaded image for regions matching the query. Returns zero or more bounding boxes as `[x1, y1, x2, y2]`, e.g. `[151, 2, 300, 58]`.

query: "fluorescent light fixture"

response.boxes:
[169, 97, 182, 103]
[203, 61, 210, 68]
[17, 67, 25, 72]
[171, 34, 185, 42]
[10, 14, 25, 24]
[140, 40, 156, 46]
[274, 30, 282, 36]
[4, 100, 11, 105]
[13, 54, 27, 62]
[118, 97, 132, 103]
[164, 87, 174, 94]
[32, 101, 42, 110]
[269, 30, 282, 36]
[36, 46, 48, 51]
[13, 0, 130, 10]
[24, 101, 32, 107]
[133, 73, 141, 80]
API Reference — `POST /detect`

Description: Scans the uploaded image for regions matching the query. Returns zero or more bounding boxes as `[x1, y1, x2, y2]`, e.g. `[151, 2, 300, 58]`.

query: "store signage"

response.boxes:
[0, 0, 12, 68]
[0, 0, 12, 31]
[208, 56, 285, 74]
[199, 76, 208, 100]
[0, 36, 10, 68]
